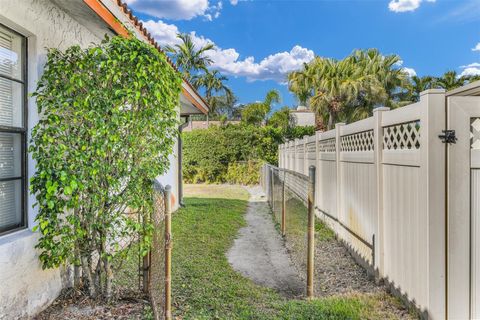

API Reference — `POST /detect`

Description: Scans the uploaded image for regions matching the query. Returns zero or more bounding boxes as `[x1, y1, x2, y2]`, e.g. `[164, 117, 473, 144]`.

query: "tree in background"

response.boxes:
[407, 75, 437, 102]
[241, 89, 281, 125]
[192, 69, 234, 115]
[268, 107, 293, 131]
[288, 65, 312, 107]
[306, 56, 389, 129]
[165, 33, 214, 81]
[436, 70, 472, 91]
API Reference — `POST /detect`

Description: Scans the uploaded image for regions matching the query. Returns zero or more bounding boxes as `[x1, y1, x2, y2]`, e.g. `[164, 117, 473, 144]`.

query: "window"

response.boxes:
[0, 24, 26, 234]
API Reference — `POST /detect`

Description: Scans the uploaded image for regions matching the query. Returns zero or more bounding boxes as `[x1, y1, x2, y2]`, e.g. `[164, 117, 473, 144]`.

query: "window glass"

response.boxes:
[0, 25, 24, 82]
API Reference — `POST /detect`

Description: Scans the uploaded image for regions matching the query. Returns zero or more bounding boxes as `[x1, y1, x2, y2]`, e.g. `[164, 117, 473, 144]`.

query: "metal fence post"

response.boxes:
[164, 185, 172, 320]
[307, 165, 316, 299]
[282, 170, 286, 236]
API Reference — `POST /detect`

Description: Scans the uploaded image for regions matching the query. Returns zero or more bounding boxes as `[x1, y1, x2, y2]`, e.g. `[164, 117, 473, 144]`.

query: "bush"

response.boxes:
[183, 123, 314, 184]
[225, 161, 264, 185]
[30, 36, 181, 299]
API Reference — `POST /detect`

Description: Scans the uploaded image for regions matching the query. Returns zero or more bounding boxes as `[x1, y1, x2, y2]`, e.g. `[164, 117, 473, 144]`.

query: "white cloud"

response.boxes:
[473, 43, 480, 52]
[460, 62, 480, 77]
[402, 67, 417, 77]
[461, 62, 480, 68]
[144, 19, 315, 83]
[230, 0, 238, 5]
[460, 67, 480, 77]
[388, 0, 436, 13]
[125, 0, 222, 21]
[395, 60, 416, 77]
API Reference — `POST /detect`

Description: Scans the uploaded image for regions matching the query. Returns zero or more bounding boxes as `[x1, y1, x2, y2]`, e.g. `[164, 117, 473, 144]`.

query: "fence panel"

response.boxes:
[338, 117, 376, 264]
[315, 129, 337, 230]
[296, 138, 305, 174]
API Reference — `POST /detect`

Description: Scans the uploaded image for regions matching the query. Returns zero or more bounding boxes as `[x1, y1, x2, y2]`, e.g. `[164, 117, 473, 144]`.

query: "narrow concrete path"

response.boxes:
[227, 186, 304, 297]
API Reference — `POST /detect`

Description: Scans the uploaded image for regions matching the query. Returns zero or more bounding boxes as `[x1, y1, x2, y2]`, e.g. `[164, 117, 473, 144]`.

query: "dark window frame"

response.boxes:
[0, 23, 28, 236]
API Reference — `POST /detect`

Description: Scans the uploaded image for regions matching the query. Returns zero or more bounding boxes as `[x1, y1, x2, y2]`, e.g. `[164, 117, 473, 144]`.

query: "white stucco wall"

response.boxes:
[156, 110, 180, 212]
[0, 1, 102, 318]
[291, 111, 316, 127]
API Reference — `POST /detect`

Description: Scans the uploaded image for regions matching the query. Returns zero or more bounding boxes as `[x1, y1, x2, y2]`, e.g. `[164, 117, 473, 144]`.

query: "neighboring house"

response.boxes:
[0, 1, 208, 318]
[290, 106, 316, 127]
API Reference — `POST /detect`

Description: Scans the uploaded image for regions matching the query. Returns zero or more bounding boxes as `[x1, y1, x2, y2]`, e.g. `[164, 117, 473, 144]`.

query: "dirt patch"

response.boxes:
[34, 289, 150, 320]
[227, 186, 304, 297]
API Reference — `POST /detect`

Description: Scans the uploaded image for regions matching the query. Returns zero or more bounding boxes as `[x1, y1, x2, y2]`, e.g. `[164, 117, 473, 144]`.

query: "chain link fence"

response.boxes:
[148, 181, 172, 320]
[261, 164, 315, 298]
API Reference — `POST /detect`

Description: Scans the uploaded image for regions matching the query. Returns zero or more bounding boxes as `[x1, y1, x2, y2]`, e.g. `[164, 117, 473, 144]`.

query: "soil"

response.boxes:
[227, 186, 304, 297]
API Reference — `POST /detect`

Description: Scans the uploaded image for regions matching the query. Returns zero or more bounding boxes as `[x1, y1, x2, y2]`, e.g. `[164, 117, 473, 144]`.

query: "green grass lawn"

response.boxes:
[171, 184, 413, 320]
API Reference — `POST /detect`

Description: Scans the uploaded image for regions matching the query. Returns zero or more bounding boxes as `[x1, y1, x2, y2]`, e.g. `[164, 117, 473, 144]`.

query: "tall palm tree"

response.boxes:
[436, 70, 469, 91]
[408, 75, 437, 102]
[288, 65, 312, 106]
[352, 49, 409, 109]
[307, 56, 386, 129]
[165, 33, 215, 81]
[241, 90, 281, 125]
[192, 70, 234, 115]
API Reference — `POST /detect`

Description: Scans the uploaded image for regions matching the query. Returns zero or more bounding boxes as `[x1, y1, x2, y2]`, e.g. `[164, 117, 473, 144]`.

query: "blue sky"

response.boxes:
[127, 0, 480, 110]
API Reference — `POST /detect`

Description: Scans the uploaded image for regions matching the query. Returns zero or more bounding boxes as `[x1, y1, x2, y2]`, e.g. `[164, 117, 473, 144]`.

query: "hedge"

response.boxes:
[183, 124, 314, 184]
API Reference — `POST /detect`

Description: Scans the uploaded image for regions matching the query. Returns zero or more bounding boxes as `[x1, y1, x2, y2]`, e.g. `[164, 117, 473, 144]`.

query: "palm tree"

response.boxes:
[352, 49, 409, 109]
[192, 70, 233, 105]
[288, 65, 312, 106]
[165, 33, 215, 81]
[241, 90, 281, 125]
[307, 56, 386, 129]
[407, 76, 437, 102]
[192, 70, 234, 115]
[436, 70, 468, 91]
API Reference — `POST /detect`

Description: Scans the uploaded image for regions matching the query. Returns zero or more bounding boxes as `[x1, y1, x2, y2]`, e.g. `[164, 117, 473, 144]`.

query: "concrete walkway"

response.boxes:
[227, 186, 304, 297]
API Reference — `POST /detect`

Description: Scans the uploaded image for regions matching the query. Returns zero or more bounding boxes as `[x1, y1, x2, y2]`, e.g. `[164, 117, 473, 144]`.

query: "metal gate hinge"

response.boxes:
[439, 130, 457, 144]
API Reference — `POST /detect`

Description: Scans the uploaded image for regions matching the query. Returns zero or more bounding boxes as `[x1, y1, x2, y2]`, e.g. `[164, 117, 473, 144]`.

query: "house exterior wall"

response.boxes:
[291, 111, 315, 127]
[0, 1, 102, 318]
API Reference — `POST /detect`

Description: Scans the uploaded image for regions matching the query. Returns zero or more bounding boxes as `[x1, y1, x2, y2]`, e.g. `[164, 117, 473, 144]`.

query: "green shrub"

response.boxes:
[183, 123, 314, 184]
[225, 161, 263, 185]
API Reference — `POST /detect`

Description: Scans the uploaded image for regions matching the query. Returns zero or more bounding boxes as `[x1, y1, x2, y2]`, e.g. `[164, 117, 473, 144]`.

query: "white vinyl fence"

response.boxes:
[279, 89, 447, 319]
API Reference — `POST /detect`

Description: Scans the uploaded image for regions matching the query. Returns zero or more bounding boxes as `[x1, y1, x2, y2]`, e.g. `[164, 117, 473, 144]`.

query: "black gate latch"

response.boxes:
[438, 130, 457, 144]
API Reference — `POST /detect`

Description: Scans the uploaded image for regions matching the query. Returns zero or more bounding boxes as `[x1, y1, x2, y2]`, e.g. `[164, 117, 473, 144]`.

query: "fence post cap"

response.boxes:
[373, 107, 390, 113]
[420, 88, 446, 97]
[335, 122, 346, 127]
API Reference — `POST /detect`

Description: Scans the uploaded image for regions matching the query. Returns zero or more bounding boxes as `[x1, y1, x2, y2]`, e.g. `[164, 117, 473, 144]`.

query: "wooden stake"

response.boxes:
[282, 171, 286, 236]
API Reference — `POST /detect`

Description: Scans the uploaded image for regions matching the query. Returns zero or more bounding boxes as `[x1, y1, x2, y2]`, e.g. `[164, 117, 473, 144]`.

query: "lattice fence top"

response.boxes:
[383, 121, 420, 150]
[318, 138, 336, 153]
[471, 118, 480, 150]
[341, 130, 374, 152]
